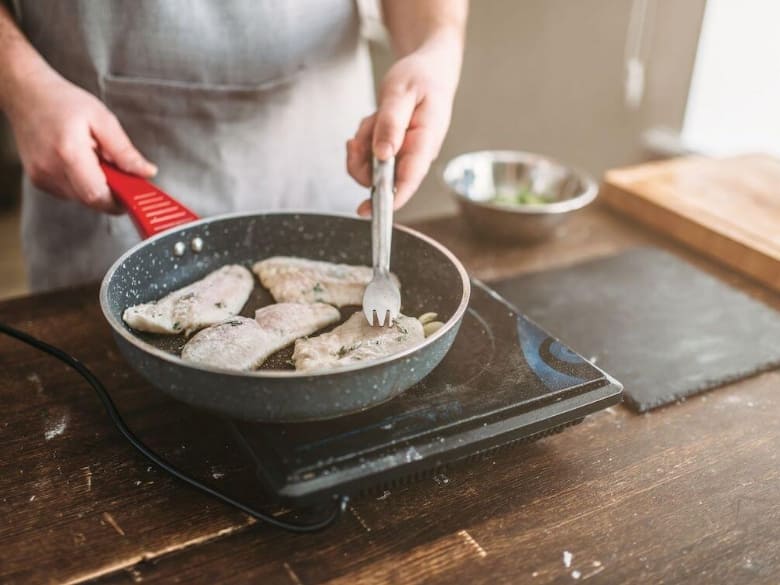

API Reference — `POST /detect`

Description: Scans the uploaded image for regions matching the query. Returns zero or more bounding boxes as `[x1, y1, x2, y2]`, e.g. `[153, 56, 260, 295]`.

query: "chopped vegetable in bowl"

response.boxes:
[490, 188, 552, 206]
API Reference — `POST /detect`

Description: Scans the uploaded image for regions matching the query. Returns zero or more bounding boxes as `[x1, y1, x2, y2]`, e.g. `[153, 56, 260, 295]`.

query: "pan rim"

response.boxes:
[99, 211, 471, 379]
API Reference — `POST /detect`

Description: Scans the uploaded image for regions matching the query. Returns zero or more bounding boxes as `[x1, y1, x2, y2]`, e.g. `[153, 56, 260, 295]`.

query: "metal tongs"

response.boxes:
[362, 156, 401, 327]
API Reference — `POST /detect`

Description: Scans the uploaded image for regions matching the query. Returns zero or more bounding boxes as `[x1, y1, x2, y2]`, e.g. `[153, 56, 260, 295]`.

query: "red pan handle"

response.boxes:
[100, 162, 200, 239]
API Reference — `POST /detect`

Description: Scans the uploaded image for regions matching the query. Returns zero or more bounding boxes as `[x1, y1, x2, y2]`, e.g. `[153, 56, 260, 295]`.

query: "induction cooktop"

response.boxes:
[226, 280, 622, 507]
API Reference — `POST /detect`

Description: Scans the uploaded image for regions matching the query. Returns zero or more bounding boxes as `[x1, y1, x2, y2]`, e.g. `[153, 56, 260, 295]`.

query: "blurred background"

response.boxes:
[386, 0, 709, 221]
[3, 0, 766, 299]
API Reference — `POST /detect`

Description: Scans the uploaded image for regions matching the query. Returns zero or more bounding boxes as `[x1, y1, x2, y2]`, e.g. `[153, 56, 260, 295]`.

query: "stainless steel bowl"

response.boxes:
[443, 150, 598, 243]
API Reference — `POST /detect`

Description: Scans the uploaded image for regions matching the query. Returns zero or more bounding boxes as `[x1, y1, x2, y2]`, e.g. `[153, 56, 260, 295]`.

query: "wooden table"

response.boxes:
[2, 205, 779, 585]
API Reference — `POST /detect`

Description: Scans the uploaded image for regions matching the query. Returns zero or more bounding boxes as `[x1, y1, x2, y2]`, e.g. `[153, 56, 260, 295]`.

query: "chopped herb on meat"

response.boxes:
[337, 343, 361, 358]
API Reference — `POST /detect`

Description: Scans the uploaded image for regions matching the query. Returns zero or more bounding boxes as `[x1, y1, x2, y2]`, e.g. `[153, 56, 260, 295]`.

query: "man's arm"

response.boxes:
[347, 0, 467, 214]
[0, 4, 51, 112]
[382, 0, 467, 62]
[0, 4, 155, 213]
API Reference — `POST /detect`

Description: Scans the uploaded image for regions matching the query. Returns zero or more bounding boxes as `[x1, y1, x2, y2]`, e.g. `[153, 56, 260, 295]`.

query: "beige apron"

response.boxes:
[15, 1, 374, 291]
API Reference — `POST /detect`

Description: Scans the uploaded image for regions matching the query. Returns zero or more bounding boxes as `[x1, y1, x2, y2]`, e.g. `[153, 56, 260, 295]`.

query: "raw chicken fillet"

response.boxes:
[181, 303, 340, 371]
[122, 265, 253, 335]
[293, 312, 424, 372]
[253, 256, 400, 307]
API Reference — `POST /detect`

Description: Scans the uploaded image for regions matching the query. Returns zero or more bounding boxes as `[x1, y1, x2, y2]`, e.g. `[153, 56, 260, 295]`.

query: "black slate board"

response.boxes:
[492, 247, 780, 412]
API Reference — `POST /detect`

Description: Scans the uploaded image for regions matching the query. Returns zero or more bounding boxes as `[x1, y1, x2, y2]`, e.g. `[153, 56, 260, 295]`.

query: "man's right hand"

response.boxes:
[5, 69, 157, 214]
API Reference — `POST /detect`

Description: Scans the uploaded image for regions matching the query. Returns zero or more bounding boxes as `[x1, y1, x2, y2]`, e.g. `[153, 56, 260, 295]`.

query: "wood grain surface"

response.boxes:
[1, 204, 778, 584]
[602, 154, 780, 292]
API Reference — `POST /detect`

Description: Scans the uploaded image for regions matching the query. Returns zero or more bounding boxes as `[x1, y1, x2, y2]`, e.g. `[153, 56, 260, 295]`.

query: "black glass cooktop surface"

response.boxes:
[227, 280, 622, 506]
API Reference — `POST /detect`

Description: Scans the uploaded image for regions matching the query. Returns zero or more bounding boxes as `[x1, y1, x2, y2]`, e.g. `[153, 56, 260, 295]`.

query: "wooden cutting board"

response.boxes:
[602, 154, 780, 292]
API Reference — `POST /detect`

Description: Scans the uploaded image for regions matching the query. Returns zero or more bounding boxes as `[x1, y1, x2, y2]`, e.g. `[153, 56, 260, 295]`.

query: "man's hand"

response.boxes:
[347, 41, 458, 215]
[6, 70, 156, 214]
[0, 4, 155, 214]
[346, 1, 466, 216]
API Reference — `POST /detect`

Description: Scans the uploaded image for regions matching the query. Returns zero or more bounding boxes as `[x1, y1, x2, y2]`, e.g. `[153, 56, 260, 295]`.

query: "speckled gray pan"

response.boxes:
[99, 212, 471, 422]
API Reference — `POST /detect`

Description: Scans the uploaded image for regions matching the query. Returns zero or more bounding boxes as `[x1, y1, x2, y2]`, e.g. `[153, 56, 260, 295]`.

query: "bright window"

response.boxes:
[681, 0, 780, 157]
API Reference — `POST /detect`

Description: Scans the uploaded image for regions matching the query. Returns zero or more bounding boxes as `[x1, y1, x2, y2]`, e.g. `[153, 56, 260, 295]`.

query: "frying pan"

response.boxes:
[99, 164, 471, 422]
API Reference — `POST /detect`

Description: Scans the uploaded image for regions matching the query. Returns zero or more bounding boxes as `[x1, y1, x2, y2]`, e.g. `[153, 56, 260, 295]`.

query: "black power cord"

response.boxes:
[0, 321, 348, 533]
